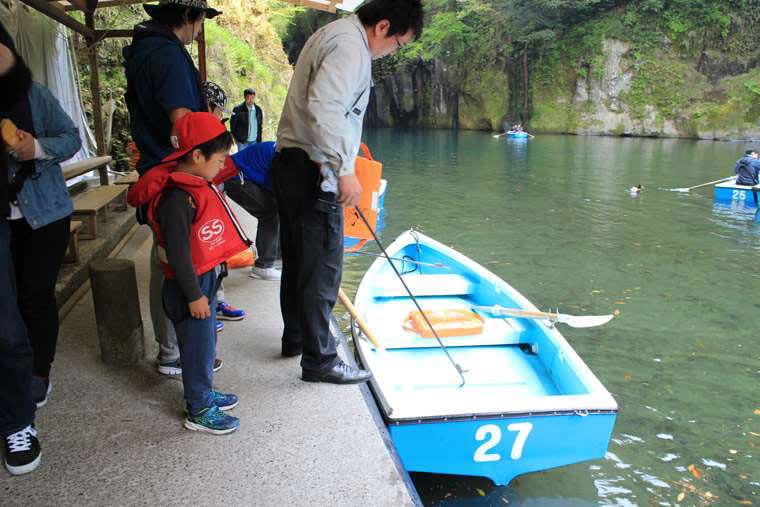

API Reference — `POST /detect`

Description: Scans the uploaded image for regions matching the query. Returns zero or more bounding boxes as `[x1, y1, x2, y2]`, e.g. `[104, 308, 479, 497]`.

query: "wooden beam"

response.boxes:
[65, 0, 146, 11]
[197, 23, 207, 82]
[92, 29, 133, 44]
[85, 11, 109, 185]
[17, 0, 95, 38]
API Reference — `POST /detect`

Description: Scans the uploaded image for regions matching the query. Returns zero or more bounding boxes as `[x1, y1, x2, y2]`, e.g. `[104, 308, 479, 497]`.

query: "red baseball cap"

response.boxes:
[163, 112, 228, 163]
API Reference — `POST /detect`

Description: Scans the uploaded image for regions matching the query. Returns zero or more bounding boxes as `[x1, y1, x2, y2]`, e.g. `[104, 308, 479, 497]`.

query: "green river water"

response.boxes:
[338, 129, 760, 506]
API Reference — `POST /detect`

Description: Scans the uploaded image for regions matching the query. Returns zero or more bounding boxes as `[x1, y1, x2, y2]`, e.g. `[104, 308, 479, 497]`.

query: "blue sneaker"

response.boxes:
[211, 391, 239, 411]
[216, 301, 246, 321]
[216, 320, 224, 333]
[184, 405, 239, 435]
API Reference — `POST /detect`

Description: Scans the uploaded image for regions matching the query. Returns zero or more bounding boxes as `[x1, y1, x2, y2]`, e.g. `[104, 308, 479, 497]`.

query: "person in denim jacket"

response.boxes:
[5, 80, 81, 410]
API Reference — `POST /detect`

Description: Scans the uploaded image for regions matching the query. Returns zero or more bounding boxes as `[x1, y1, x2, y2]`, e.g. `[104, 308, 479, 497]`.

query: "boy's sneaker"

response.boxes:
[216, 301, 246, 321]
[184, 405, 239, 435]
[211, 391, 239, 411]
[159, 358, 222, 375]
[216, 321, 224, 333]
[157, 358, 182, 376]
[249, 266, 282, 281]
[31, 377, 51, 408]
[4, 426, 41, 476]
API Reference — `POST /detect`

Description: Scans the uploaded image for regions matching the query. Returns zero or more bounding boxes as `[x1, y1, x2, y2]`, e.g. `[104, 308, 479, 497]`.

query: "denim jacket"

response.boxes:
[7, 82, 81, 230]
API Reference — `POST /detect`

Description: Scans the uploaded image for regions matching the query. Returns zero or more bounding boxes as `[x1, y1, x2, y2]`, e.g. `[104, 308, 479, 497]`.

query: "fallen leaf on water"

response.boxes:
[688, 464, 703, 479]
[614, 309, 621, 316]
[677, 491, 686, 502]
[740, 474, 749, 480]
[739, 500, 752, 505]
[591, 290, 602, 294]
[476, 488, 486, 497]
[754, 409, 760, 415]
[614, 301, 625, 305]
[705, 492, 714, 499]
[749, 432, 760, 437]
[624, 374, 632, 381]
[729, 449, 738, 454]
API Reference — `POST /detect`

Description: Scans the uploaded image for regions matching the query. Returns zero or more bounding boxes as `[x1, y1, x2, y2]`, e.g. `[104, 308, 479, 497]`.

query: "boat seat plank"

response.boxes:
[362, 296, 530, 349]
[371, 273, 474, 298]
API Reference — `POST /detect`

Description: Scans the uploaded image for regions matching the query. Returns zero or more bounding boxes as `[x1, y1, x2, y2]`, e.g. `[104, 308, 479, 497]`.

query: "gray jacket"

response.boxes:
[276, 15, 372, 193]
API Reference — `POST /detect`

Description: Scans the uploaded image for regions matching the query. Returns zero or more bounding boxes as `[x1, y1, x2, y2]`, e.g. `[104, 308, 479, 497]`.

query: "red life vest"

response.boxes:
[146, 171, 251, 279]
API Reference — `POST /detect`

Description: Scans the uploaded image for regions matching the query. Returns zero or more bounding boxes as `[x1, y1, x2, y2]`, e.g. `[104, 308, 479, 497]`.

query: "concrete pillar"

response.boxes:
[89, 259, 144, 365]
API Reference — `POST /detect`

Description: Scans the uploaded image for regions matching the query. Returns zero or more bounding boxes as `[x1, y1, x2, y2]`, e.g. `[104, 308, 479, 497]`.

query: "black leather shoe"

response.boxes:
[281, 340, 302, 358]
[302, 360, 372, 384]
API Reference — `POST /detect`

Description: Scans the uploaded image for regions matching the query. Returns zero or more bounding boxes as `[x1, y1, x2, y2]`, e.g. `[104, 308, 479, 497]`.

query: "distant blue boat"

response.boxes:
[507, 130, 529, 139]
[714, 178, 759, 208]
[344, 179, 387, 252]
[353, 231, 617, 486]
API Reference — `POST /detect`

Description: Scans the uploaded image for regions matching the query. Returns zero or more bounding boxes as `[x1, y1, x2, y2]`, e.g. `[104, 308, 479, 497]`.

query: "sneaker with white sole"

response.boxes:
[158, 358, 223, 376]
[249, 266, 281, 281]
[184, 405, 239, 435]
[216, 301, 246, 321]
[32, 377, 51, 409]
[4, 426, 41, 476]
[216, 320, 224, 333]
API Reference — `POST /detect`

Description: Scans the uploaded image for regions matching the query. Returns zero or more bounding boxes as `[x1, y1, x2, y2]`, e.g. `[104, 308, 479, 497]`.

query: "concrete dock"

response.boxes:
[0, 205, 416, 506]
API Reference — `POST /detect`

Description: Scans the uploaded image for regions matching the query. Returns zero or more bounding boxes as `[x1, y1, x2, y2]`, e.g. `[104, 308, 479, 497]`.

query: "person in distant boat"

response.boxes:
[734, 149, 760, 186]
[629, 184, 643, 194]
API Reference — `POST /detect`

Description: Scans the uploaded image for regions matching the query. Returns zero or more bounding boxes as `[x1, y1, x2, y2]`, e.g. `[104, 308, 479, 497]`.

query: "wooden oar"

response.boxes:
[338, 288, 383, 350]
[492, 132, 507, 138]
[472, 305, 614, 329]
[668, 176, 734, 193]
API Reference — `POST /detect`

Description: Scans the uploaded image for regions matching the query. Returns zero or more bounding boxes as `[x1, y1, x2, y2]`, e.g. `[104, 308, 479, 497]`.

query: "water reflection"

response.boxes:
[346, 130, 760, 506]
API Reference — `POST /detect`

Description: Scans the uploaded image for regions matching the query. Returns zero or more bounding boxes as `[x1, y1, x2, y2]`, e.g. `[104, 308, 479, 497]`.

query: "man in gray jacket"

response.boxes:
[273, 0, 423, 384]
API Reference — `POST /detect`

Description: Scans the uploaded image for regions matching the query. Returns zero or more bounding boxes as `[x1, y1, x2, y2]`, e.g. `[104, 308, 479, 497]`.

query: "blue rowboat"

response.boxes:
[714, 178, 759, 209]
[345, 179, 388, 252]
[353, 231, 617, 486]
[507, 131, 529, 139]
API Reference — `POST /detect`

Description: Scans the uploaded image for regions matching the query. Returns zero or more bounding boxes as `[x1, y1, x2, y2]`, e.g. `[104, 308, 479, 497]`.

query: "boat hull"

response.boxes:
[389, 411, 616, 485]
[714, 180, 759, 209]
[353, 230, 618, 485]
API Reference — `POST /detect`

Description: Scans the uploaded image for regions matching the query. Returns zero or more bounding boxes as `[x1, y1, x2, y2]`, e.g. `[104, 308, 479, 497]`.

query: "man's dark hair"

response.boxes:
[178, 131, 233, 163]
[148, 5, 205, 29]
[356, 0, 424, 40]
[746, 149, 757, 156]
[243, 88, 255, 97]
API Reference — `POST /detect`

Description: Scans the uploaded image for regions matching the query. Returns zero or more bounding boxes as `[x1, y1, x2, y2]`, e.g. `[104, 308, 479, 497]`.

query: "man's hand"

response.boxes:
[14, 130, 36, 162]
[338, 173, 362, 207]
[0, 43, 15, 76]
[188, 295, 211, 319]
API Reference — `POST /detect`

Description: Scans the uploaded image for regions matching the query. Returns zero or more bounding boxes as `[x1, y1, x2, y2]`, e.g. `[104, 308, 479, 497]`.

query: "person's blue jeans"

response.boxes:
[0, 217, 35, 436]
[162, 269, 219, 415]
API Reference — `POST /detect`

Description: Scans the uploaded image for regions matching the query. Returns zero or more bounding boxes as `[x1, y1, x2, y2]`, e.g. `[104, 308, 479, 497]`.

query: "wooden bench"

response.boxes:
[72, 185, 128, 239]
[114, 171, 138, 186]
[63, 221, 83, 265]
[62, 156, 113, 181]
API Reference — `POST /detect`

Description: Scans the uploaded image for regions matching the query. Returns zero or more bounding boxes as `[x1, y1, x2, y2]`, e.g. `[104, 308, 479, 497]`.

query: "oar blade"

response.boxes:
[557, 313, 614, 328]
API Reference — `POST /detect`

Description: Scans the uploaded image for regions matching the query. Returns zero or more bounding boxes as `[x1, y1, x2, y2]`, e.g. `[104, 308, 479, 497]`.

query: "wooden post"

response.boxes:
[85, 12, 108, 185]
[198, 23, 207, 82]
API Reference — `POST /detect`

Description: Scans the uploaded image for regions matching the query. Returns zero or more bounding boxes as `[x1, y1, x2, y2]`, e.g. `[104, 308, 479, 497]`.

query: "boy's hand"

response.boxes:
[188, 296, 210, 319]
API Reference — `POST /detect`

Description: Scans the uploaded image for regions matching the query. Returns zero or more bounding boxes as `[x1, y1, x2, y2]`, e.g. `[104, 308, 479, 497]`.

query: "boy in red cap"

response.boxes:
[128, 112, 250, 434]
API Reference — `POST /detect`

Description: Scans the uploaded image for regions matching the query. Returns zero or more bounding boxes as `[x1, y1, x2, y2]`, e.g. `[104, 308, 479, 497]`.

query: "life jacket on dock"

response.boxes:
[127, 161, 251, 279]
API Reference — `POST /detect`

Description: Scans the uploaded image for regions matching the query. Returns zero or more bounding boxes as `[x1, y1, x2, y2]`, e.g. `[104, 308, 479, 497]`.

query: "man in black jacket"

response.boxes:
[0, 22, 41, 476]
[230, 89, 263, 150]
